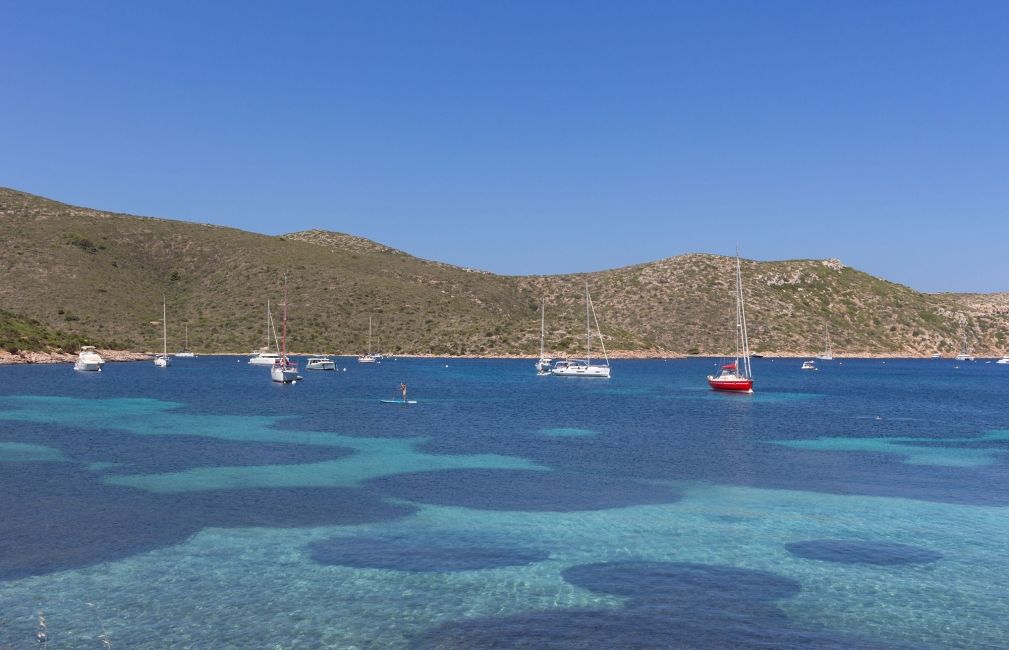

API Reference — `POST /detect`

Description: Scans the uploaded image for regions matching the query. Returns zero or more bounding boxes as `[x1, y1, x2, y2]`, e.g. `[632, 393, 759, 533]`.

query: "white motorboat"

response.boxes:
[930, 353, 941, 359]
[74, 346, 104, 372]
[153, 297, 171, 368]
[551, 282, 610, 378]
[249, 351, 280, 366]
[996, 356, 1009, 365]
[801, 360, 817, 371]
[306, 357, 337, 371]
[270, 275, 300, 383]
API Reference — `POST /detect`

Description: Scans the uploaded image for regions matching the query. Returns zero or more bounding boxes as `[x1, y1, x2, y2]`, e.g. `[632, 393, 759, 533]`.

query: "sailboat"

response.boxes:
[153, 297, 171, 367]
[551, 282, 610, 378]
[954, 330, 974, 362]
[707, 251, 753, 393]
[271, 275, 299, 383]
[535, 298, 553, 375]
[175, 324, 196, 358]
[248, 302, 281, 365]
[816, 324, 833, 360]
[358, 316, 378, 363]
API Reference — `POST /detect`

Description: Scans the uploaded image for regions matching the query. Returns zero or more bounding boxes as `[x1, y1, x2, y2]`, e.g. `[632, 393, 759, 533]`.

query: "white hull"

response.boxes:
[153, 355, 171, 367]
[174, 351, 196, 358]
[306, 358, 336, 371]
[954, 354, 974, 362]
[357, 355, 378, 363]
[74, 348, 104, 372]
[997, 357, 1009, 365]
[74, 360, 102, 372]
[271, 365, 300, 383]
[249, 353, 280, 366]
[551, 364, 610, 378]
[815, 355, 833, 361]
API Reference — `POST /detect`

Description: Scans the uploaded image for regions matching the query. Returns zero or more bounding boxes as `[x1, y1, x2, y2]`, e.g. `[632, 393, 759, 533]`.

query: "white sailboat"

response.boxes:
[816, 324, 833, 360]
[153, 297, 171, 367]
[358, 316, 378, 363]
[271, 275, 300, 383]
[707, 250, 754, 393]
[551, 282, 610, 378]
[249, 301, 281, 365]
[954, 330, 974, 361]
[535, 298, 552, 375]
[175, 324, 196, 358]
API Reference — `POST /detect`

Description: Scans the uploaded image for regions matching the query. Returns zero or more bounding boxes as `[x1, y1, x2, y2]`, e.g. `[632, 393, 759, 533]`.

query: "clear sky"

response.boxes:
[3, 1, 1007, 292]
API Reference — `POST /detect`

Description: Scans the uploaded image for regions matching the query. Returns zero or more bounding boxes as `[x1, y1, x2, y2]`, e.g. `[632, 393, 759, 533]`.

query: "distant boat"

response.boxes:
[153, 296, 171, 368]
[996, 356, 1009, 365]
[930, 353, 941, 359]
[358, 316, 378, 363]
[954, 331, 974, 362]
[74, 345, 104, 372]
[551, 282, 610, 378]
[249, 301, 281, 365]
[815, 324, 833, 360]
[175, 324, 196, 358]
[707, 250, 754, 393]
[270, 275, 300, 383]
[801, 360, 817, 371]
[306, 356, 337, 371]
[535, 298, 552, 375]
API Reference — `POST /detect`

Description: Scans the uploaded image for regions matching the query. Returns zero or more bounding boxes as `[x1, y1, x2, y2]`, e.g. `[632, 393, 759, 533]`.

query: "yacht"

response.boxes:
[551, 282, 610, 378]
[175, 324, 196, 358]
[248, 350, 281, 366]
[996, 356, 1009, 365]
[954, 331, 974, 361]
[153, 296, 171, 368]
[306, 356, 337, 371]
[358, 316, 379, 363]
[707, 250, 754, 393]
[249, 301, 282, 365]
[801, 360, 817, 371]
[74, 346, 104, 372]
[270, 275, 300, 383]
[535, 297, 552, 375]
[815, 324, 833, 360]
[930, 353, 941, 359]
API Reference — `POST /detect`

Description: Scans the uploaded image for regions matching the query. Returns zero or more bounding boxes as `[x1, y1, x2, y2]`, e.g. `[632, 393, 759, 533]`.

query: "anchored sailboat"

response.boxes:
[816, 324, 833, 361]
[358, 316, 378, 363]
[153, 296, 171, 367]
[175, 324, 196, 358]
[535, 298, 552, 375]
[249, 301, 281, 365]
[551, 282, 610, 378]
[270, 275, 300, 383]
[707, 251, 753, 393]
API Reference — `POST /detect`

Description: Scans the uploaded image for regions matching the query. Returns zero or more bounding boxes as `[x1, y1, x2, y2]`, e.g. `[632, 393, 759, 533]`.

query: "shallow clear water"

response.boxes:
[1, 356, 1008, 648]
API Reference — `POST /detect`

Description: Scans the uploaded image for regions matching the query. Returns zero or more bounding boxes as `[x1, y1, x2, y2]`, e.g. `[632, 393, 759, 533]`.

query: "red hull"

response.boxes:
[707, 377, 753, 392]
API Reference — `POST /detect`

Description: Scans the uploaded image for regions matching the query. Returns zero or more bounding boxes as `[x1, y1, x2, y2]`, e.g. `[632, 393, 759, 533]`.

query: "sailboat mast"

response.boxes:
[736, 252, 752, 379]
[585, 282, 591, 363]
[266, 300, 271, 349]
[162, 296, 167, 356]
[281, 276, 288, 361]
[368, 316, 373, 355]
[540, 298, 545, 359]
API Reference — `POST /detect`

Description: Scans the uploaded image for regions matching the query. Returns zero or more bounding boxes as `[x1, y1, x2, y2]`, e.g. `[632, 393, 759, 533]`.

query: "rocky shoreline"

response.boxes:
[0, 349, 153, 365]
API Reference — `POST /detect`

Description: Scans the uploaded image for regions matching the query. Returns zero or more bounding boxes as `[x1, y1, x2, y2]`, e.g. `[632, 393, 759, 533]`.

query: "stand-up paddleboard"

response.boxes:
[381, 399, 417, 404]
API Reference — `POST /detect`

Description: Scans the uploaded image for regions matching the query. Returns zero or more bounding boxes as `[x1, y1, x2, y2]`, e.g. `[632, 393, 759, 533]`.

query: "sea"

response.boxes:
[1, 356, 1007, 648]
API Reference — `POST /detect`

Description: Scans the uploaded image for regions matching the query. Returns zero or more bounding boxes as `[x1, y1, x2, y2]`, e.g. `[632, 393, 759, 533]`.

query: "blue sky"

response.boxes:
[3, 1, 1007, 292]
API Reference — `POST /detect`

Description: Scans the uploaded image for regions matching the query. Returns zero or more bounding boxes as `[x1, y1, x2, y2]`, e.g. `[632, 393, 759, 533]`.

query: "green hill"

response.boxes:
[1, 187, 1004, 356]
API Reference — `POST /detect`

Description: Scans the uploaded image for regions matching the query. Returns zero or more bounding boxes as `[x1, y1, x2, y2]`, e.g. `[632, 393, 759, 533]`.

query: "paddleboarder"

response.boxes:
[399, 382, 407, 402]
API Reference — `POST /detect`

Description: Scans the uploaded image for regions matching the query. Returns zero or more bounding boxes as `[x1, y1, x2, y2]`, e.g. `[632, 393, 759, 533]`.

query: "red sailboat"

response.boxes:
[707, 250, 754, 393]
[271, 274, 300, 383]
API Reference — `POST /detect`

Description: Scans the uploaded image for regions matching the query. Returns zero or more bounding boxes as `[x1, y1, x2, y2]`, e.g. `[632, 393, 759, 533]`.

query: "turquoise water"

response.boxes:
[1, 356, 1007, 647]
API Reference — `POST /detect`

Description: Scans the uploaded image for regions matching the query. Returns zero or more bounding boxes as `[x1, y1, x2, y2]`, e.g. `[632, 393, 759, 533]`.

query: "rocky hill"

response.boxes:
[1, 187, 1005, 356]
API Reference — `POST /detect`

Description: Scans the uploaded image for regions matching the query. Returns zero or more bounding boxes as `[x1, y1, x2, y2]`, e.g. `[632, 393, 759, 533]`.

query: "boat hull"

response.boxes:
[306, 360, 336, 371]
[707, 376, 753, 392]
[551, 365, 611, 378]
[357, 356, 377, 363]
[74, 361, 102, 372]
[271, 366, 300, 383]
[154, 355, 171, 367]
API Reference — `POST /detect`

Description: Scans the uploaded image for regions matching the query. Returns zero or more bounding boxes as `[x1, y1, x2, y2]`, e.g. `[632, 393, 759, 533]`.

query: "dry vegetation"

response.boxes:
[2, 187, 1006, 356]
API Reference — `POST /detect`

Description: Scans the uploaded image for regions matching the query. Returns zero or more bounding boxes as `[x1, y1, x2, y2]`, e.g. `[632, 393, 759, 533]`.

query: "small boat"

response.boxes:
[954, 331, 974, 361]
[74, 346, 104, 372]
[930, 353, 941, 359]
[801, 360, 817, 371]
[996, 356, 1009, 365]
[535, 298, 552, 375]
[306, 356, 337, 371]
[707, 250, 753, 393]
[270, 275, 300, 383]
[175, 324, 196, 358]
[358, 316, 379, 363]
[153, 296, 171, 368]
[815, 324, 833, 360]
[551, 282, 610, 378]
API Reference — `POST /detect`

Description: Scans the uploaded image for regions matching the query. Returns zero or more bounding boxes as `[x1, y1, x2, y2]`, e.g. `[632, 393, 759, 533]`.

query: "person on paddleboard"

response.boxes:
[399, 382, 407, 402]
